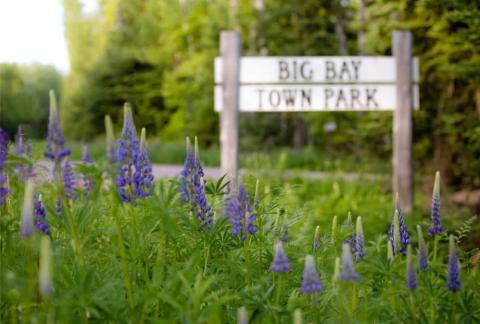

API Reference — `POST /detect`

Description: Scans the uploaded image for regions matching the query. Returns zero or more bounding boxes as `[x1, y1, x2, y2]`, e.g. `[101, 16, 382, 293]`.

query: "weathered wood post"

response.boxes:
[392, 31, 414, 212]
[220, 31, 241, 183]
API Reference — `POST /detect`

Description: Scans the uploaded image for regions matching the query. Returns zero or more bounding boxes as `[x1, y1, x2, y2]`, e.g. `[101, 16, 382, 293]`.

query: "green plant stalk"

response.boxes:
[433, 235, 439, 263]
[274, 274, 284, 324]
[112, 199, 135, 309]
[243, 236, 252, 285]
[409, 293, 418, 323]
[203, 239, 210, 276]
[61, 197, 85, 269]
[349, 282, 357, 319]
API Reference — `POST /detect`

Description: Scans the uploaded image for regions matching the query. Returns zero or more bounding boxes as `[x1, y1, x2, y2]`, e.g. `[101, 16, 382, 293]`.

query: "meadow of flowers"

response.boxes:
[0, 91, 479, 323]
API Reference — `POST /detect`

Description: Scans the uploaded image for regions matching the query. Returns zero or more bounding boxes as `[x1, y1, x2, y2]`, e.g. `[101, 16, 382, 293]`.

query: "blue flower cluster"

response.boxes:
[62, 160, 77, 202]
[116, 104, 141, 203]
[355, 216, 366, 262]
[34, 196, 50, 236]
[339, 243, 360, 281]
[44, 91, 70, 174]
[82, 145, 95, 197]
[15, 126, 33, 180]
[447, 236, 460, 292]
[389, 197, 409, 256]
[406, 245, 417, 291]
[301, 255, 323, 293]
[271, 240, 291, 273]
[0, 128, 8, 206]
[132, 129, 154, 198]
[429, 172, 442, 236]
[179, 137, 212, 227]
[224, 183, 257, 240]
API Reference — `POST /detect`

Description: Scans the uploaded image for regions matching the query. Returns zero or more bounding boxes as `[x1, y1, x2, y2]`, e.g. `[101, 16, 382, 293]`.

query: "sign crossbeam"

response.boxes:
[215, 56, 419, 112]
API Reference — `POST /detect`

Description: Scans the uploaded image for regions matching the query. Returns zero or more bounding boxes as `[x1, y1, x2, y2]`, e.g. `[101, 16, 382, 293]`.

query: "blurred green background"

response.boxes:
[1, 0, 479, 190]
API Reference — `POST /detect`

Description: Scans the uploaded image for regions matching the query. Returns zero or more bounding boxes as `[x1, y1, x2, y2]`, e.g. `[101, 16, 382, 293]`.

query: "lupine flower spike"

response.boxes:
[406, 245, 417, 291]
[253, 178, 260, 210]
[39, 236, 53, 297]
[20, 180, 35, 238]
[333, 257, 340, 282]
[390, 209, 401, 257]
[44, 90, 70, 179]
[237, 306, 248, 324]
[224, 182, 257, 240]
[416, 225, 428, 271]
[429, 171, 442, 236]
[344, 212, 356, 254]
[0, 128, 8, 206]
[116, 103, 140, 203]
[82, 145, 95, 197]
[389, 193, 409, 255]
[300, 255, 323, 293]
[62, 159, 77, 203]
[447, 235, 460, 292]
[313, 225, 320, 251]
[179, 136, 212, 227]
[355, 216, 366, 261]
[271, 240, 291, 273]
[105, 115, 116, 164]
[133, 128, 154, 198]
[339, 243, 360, 281]
[34, 195, 50, 236]
[331, 215, 337, 244]
[15, 125, 33, 179]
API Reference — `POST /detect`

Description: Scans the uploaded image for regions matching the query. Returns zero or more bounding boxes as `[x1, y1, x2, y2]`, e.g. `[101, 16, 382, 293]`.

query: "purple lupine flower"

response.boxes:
[355, 216, 366, 261]
[34, 195, 50, 235]
[132, 128, 154, 198]
[339, 243, 360, 281]
[300, 255, 323, 294]
[0, 128, 8, 206]
[81, 145, 95, 197]
[447, 235, 460, 292]
[116, 103, 140, 202]
[62, 159, 76, 202]
[416, 225, 429, 271]
[271, 240, 291, 273]
[224, 182, 257, 240]
[253, 179, 260, 210]
[21, 181, 35, 237]
[389, 194, 409, 255]
[105, 115, 116, 164]
[429, 172, 442, 236]
[343, 212, 356, 254]
[15, 125, 33, 179]
[406, 245, 417, 291]
[313, 226, 320, 251]
[179, 137, 212, 227]
[389, 209, 401, 257]
[44, 90, 70, 178]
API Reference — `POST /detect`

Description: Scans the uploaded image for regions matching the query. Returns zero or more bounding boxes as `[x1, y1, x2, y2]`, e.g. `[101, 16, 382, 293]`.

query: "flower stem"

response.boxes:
[433, 235, 439, 263]
[112, 200, 134, 309]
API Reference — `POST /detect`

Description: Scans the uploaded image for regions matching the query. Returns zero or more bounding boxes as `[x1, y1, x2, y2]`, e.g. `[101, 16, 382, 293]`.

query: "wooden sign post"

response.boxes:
[220, 31, 241, 183]
[217, 30, 416, 210]
[393, 31, 413, 211]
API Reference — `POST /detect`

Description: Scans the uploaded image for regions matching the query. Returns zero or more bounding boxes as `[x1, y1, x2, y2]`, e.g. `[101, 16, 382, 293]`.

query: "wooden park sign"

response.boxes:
[215, 31, 418, 211]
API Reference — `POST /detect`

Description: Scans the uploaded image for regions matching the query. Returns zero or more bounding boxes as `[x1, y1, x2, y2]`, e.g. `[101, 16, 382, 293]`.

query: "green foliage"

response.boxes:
[1, 146, 479, 322]
[0, 64, 63, 137]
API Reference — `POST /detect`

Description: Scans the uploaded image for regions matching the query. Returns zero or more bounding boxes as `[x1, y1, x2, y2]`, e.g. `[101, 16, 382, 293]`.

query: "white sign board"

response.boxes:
[214, 56, 419, 111]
